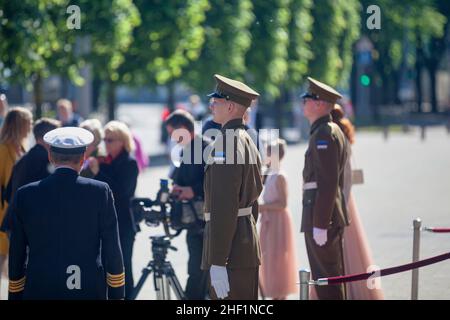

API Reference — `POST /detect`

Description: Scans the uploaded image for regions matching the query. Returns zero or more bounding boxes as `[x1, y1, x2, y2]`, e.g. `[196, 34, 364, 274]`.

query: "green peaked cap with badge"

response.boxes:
[301, 77, 342, 104]
[208, 74, 260, 108]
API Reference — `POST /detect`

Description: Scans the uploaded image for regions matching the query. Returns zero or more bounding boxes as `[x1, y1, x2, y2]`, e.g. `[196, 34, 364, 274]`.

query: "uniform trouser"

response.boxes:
[185, 229, 208, 300]
[119, 231, 135, 300]
[304, 227, 346, 300]
[209, 267, 259, 300]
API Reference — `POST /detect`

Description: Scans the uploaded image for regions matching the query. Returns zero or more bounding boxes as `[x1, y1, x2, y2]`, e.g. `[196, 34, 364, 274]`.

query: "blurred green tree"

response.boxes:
[360, 0, 447, 110]
[308, 0, 361, 87]
[276, 0, 314, 135]
[0, 0, 140, 120]
[415, 0, 449, 113]
[80, 0, 140, 120]
[245, 0, 291, 100]
[0, 0, 82, 118]
[121, 0, 209, 112]
[184, 0, 255, 96]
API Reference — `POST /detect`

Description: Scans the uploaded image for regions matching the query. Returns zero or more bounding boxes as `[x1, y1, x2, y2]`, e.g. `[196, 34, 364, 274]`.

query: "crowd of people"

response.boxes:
[0, 74, 384, 300]
[0, 97, 142, 299]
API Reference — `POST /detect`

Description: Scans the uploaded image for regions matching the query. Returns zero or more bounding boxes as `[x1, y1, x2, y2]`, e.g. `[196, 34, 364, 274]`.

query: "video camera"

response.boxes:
[131, 179, 204, 238]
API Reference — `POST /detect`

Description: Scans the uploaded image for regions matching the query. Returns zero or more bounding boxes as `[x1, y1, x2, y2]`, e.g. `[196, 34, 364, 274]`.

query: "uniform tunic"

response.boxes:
[201, 118, 263, 300]
[301, 114, 349, 300]
[8, 168, 125, 300]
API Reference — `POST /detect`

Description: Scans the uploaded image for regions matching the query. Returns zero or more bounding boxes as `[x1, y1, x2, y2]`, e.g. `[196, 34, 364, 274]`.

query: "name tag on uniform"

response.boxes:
[316, 140, 328, 150]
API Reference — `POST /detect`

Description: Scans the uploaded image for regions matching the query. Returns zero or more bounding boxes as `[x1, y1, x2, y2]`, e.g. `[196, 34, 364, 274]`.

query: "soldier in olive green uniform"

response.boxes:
[300, 77, 350, 300]
[201, 74, 263, 300]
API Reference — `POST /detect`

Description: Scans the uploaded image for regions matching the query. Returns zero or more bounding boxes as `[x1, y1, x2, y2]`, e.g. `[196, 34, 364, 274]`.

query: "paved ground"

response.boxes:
[2, 103, 450, 300]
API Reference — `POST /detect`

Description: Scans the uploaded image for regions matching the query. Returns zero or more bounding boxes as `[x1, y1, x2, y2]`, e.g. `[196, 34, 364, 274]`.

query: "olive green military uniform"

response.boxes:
[201, 74, 263, 300]
[300, 77, 350, 300]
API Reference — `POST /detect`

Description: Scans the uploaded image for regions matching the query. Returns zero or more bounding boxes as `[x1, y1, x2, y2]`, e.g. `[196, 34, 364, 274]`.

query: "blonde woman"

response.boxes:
[89, 121, 138, 299]
[0, 107, 32, 294]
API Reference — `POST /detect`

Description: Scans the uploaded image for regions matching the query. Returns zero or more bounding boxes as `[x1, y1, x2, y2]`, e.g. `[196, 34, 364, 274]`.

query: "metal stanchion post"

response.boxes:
[299, 269, 310, 300]
[411, 218, 421, 300]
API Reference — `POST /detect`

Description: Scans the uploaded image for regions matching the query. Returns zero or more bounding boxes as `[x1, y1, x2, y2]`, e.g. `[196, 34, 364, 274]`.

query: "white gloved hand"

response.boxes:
[313, 227, 327, 246]
[210, 265, 230, 299]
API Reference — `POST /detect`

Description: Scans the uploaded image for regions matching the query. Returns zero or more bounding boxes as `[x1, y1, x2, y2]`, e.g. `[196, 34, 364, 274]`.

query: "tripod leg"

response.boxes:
[163, 275, 172, 300]
[167, 275, 186, 300]
[131, 262, 153, 300]
[154, 275, 167, 300]
[165, 263, 187, 300]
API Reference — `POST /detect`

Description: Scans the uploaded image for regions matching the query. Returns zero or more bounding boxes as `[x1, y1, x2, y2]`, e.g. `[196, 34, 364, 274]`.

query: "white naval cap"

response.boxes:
[44, 127, 94, 154]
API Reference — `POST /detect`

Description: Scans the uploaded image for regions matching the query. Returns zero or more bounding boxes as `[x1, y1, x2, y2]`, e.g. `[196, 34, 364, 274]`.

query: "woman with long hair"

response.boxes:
[330, 104, 384, 300]
[0, 107, 33, 296]
[88, 121, 139, 299]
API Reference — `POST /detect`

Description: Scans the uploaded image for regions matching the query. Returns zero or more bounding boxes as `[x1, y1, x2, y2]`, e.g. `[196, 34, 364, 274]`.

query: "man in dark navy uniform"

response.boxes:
[8, 127, 125, 300]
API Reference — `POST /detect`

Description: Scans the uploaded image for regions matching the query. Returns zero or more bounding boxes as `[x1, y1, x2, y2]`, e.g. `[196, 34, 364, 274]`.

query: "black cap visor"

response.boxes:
[207, 91, 229, 100]
[301, 92, 319, 100]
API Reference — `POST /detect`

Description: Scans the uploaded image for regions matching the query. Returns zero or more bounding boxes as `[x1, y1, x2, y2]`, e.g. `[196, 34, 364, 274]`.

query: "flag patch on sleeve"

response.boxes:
[214, 151, 225, 162]
[316, 140, 328, 150]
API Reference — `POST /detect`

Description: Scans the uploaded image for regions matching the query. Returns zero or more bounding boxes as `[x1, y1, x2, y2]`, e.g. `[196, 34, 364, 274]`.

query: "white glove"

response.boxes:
[313, 227, 327, 246]
[210, 265, 230, 299]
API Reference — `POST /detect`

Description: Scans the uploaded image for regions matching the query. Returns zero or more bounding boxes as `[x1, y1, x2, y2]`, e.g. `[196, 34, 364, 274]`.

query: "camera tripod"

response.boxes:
[130, 236, 186, 300]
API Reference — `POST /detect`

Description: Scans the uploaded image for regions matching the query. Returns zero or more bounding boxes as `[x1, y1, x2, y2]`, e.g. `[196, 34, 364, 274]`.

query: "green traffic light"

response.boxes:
[360, 74, 371, 86]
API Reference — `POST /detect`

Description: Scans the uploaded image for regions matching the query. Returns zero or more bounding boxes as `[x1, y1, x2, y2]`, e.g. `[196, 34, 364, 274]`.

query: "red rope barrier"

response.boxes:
[424, 227, 450, 233]
[317, 252, 450, 286]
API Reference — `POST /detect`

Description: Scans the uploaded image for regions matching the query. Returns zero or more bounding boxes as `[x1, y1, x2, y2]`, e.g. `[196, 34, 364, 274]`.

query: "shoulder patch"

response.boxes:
[316, 140, 328, 150]
[213, 151, 225, 162]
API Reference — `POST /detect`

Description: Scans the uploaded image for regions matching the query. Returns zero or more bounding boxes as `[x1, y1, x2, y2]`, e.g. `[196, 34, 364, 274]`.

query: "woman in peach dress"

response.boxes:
[331, 104, 384, 300]
[259, 139, 298, 300]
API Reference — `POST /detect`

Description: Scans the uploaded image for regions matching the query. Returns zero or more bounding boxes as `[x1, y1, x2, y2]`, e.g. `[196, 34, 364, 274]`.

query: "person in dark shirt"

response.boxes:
[165, 110, 208, 300]
[1, 118, 61, 234]
[201, 117, 221, 142]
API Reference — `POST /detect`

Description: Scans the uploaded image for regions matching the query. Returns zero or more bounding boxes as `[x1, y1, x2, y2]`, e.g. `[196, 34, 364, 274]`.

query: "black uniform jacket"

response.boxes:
[8, 168, 125, 300]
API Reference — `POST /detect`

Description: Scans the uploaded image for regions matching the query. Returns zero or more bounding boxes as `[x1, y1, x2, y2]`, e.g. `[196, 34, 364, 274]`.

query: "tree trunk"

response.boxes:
[167, 81, 176, 111]
[107, 80, 116, 121]
[415, 60, 423, 113]
[415, 33, 424, 113]
[393, 69, 401, 105]
[273, 88, 288, 139]
[92, 77, 102, 112]
[428, 61, 438, 113]
[33, 73, 43, 119]
[379, 71, 389, 105]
